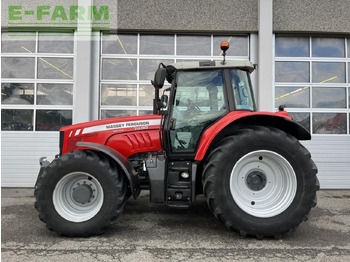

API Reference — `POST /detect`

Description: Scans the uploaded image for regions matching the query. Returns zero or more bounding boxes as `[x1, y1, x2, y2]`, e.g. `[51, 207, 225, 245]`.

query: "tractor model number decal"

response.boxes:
[81, 119, 161, 135]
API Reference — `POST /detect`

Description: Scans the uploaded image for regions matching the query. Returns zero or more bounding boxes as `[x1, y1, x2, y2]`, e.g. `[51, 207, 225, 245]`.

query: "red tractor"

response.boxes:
[35, 42, 319, 239]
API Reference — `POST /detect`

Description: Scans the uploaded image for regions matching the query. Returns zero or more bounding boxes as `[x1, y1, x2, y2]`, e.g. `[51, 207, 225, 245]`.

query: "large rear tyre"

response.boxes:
[34, 150, 127, 237]
[203, 126, 319, 238]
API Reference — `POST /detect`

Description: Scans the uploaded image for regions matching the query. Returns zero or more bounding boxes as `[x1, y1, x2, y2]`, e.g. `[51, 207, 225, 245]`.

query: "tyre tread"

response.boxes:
[202, 126, 319, 239]
[34, 150, 127, 237]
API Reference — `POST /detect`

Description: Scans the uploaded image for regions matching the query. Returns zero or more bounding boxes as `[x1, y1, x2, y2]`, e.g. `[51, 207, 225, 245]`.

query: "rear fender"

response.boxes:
[195, 113, 311, 161]
[76, 142, 140, 199]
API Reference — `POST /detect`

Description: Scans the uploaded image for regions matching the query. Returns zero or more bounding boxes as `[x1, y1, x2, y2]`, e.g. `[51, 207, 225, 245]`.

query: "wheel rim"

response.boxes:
[53, 172, 104, 222]
[230, 150, 297, 218]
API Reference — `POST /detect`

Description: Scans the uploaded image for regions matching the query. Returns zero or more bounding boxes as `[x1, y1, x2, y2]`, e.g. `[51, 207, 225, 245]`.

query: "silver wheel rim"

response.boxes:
[230, 150, 297, 218]
[53, 172, 104, 222]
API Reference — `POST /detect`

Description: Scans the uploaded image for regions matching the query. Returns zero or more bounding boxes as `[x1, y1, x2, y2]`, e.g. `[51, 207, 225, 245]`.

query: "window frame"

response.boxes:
[99, 33, 250, 119]
[1, 31, 76, 132]
[274, 35, 350, 136]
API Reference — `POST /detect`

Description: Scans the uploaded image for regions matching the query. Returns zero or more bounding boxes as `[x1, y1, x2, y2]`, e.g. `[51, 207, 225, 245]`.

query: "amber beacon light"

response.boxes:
[220, 41, 230, 64]
[220, 41, 230, 51]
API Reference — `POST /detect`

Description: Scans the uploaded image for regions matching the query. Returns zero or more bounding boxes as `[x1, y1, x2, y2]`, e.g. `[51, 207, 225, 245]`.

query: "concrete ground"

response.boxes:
[1, 189, 350, 262]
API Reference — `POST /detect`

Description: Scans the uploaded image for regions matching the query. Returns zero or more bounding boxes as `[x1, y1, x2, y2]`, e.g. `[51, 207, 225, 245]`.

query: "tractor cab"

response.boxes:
[152, 59, 256, 155]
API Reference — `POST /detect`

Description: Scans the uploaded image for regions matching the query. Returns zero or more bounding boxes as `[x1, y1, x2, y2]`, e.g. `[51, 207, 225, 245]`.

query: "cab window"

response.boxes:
[170, 70, 226, 152]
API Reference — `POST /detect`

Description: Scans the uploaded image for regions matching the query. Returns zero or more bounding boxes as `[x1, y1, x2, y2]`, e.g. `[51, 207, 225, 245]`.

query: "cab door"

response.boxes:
[165, 69, 229, 158]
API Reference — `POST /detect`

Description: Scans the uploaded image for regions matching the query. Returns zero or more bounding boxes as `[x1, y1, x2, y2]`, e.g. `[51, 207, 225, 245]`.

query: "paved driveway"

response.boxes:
[2, 189, 350, 261]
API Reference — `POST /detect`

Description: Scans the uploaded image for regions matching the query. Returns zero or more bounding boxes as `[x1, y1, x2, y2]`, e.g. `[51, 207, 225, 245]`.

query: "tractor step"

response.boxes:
[167, 201, 191, 209]
[168, 184, 189, 189]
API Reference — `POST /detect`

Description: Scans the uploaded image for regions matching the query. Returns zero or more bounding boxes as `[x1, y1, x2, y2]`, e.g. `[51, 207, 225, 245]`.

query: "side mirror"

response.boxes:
[152, 68, 166, 89]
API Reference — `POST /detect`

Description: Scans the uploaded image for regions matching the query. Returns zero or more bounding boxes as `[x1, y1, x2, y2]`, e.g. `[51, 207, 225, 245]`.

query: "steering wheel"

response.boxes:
[186, 98, 201, 112]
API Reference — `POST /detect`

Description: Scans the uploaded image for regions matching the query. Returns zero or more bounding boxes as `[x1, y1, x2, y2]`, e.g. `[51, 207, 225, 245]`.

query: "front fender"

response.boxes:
[76, 142, 140, 199]
[195, 112, 311, 161]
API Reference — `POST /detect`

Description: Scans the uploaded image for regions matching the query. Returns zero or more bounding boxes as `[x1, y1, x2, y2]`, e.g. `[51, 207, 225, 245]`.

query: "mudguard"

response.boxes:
[195, 112, 311, 161]
[76, 142, 140, 199]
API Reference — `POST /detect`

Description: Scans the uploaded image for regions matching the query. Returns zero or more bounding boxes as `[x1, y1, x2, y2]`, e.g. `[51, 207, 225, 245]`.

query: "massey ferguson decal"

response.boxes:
[106, 121, 151, 129]
[81, 119, 161, 135]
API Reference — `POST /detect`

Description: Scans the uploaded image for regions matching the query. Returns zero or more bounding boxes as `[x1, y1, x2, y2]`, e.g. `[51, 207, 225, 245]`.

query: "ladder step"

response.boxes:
[168, 184, 189, 189]
[167, 202, 190, 209]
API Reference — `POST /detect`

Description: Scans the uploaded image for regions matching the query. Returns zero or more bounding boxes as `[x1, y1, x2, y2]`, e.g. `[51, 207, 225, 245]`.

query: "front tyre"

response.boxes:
[203, 126, 319, 238]
[34, 150, 127, 237]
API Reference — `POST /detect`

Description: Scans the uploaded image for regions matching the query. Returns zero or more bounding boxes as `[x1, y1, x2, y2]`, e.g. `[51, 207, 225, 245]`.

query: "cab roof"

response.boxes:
[169, 60, 254, 73]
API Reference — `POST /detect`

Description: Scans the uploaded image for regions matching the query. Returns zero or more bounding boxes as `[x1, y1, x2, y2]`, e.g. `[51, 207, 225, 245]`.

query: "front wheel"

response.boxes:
[35, 150, 127, 237]
[203, 126, 319, 238]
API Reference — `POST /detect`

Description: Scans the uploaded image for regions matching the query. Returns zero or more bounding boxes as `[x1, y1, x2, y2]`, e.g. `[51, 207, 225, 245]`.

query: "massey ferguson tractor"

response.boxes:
[35, 42, 319, 239]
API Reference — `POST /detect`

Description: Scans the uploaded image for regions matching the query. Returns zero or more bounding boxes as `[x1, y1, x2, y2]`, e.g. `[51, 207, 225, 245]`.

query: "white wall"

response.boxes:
[1, 132, 59, 187]
[302, 136, 350, 189]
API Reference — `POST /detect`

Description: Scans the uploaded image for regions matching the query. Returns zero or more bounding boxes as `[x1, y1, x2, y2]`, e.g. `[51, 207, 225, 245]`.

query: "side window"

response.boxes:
[231, 70, 255, 111]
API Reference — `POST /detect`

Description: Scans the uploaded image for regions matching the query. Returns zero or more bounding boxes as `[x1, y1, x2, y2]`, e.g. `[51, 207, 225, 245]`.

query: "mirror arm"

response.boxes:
[153, 88, 161, 114]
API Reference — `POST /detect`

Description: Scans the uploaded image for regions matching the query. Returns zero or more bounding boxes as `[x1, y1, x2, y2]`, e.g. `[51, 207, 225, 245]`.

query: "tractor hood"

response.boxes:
[60, 115, 161, 135]
[60, 115, 162, 155]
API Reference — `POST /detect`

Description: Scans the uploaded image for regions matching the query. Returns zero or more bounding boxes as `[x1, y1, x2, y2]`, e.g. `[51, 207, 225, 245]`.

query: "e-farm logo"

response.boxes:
[8, 5, 110, 30]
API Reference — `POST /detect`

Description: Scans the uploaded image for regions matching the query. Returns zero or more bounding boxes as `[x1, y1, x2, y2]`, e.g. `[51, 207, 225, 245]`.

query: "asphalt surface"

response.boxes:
[2, 188, 350, 262]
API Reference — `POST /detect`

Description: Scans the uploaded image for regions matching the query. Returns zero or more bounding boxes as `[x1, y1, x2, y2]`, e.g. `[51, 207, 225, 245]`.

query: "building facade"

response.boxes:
[1, 0, 350, 188]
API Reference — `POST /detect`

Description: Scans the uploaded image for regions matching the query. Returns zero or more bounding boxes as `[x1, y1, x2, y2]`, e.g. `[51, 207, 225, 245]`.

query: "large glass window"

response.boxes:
[176, 35, 211, 56]
[312, 62, 345, 83]
[275, 37, 309, 57]
[140, 35, 174, 55]
[101, 84, 137, 106]
[275, 86, 309, 108]
[275, 36, 350, 135]
[275, 62, 310, 83]
[1, 32, 36, 53]
[213, 36, 249, 57]
[102, 34, 137, 54]
[1, 32, 74, 131]
[312, 38, 345, 58]
[100, 33, 249, 119]
[1, 58, 35, 78]
[1, 109, 33, 131]
[1, 83, 34, 105]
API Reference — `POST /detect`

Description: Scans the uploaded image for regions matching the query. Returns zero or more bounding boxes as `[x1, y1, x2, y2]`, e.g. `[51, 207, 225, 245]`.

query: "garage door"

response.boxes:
[1, 32, 75, 187]
[274, 36, 350, 188]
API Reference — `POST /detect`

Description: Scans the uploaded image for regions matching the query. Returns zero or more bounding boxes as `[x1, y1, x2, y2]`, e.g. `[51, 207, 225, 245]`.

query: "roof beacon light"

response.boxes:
[220, 41, 230, 64]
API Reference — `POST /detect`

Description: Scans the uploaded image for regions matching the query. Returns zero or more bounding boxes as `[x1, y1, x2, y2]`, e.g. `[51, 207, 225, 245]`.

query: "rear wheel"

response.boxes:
[203, 126, 319, 238]
[35, 150, 127, 237]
